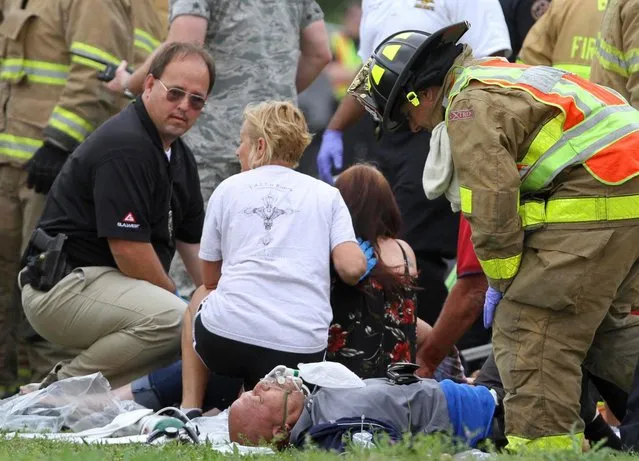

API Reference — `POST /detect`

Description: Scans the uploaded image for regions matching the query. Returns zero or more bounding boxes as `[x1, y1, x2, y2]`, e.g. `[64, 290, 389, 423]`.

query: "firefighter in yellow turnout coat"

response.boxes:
[0, 0, 135, 383]
[519, 0, 608, 79]
[591, 0, 639, 108]
[349, 23, 639, 451]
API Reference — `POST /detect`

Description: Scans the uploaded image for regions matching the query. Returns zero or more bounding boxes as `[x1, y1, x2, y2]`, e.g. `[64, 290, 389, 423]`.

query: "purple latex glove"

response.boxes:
[483, 287, 503, 329]
[317, 129, 343, 184]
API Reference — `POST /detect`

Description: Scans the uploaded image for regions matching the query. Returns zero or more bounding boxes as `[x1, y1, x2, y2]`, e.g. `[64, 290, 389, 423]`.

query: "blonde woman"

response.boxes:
[179, 101, 370, 414]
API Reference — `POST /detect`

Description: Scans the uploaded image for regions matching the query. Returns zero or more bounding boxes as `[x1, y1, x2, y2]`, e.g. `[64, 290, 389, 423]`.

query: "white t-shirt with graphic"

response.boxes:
[198, 165, 357, 354]
[358, 0, 511, 61]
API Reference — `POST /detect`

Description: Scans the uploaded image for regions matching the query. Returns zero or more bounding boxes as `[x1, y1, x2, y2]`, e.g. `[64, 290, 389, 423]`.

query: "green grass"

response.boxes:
[1, 434, 639, 461]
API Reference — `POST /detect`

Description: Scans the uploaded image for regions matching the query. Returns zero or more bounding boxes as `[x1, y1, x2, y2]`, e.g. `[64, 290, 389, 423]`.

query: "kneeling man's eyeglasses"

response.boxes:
[157, 79, 207, 110]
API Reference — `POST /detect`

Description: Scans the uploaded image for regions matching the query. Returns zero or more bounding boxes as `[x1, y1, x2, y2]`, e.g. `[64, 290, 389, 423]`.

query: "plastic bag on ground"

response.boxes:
[0, 372, 145, 433]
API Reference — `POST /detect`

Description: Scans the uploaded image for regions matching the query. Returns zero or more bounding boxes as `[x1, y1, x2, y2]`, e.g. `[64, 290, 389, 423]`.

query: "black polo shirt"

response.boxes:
[34, 98, 204, 272]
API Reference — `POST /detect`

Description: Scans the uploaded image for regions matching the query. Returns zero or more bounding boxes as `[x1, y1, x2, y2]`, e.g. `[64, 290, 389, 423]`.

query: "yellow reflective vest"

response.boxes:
[590, 0, 639, 109]
[446, 58, 639, 288]
[519, 0, 607, 80]
[0, 0, 134, 166]
[330, 31, 361, 100]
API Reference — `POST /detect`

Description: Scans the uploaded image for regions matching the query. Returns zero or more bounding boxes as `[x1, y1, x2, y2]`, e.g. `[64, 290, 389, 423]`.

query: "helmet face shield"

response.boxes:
[348, 58, 383, 123]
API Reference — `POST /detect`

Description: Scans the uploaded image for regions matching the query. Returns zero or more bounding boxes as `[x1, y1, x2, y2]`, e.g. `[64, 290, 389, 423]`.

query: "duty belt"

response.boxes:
[519, 194, 639, 229]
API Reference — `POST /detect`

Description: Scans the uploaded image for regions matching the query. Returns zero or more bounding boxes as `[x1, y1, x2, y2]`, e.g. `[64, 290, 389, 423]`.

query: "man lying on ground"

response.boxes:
[227, 365, 499, 451]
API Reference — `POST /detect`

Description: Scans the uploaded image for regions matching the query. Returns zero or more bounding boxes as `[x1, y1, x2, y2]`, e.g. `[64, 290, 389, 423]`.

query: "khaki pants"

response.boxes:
[21, 266, 186, 388]
[493, 226, 639, 445]
[0, 164, 46, 385]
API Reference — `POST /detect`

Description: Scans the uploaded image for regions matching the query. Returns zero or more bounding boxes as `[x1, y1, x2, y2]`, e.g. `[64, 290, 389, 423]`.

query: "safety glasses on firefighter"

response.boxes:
[156, 79, 207, 110]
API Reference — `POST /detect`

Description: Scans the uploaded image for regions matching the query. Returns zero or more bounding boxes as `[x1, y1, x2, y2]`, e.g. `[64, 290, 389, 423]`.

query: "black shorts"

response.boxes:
[193, 313, 325, 389]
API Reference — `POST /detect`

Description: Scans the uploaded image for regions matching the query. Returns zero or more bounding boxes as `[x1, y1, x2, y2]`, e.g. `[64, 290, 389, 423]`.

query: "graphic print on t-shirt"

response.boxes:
[242, 190, 298, 246]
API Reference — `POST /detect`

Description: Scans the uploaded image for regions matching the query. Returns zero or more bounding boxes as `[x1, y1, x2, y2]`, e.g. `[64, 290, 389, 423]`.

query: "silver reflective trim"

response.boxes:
[70, 46, 116, 67]
[50, 112, 91, 138]
[0, 139, 39, 154]
[522, 106, 638, 188]
[24, 67, 68, 80]
[596, 46, 628, 75]
[135, 33, 157, 51]
[518, 66, 566, 93]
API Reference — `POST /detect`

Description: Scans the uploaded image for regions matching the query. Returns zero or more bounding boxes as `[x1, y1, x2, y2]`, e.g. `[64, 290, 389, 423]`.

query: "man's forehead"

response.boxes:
[160, 57, 209, 92]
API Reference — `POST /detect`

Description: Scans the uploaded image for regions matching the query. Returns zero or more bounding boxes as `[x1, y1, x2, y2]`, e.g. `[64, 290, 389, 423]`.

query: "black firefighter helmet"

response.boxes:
[348, 22, 469, 132]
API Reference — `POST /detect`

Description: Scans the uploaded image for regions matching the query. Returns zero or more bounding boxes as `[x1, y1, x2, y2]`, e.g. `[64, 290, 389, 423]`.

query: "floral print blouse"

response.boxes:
[327, 243, 418, 379]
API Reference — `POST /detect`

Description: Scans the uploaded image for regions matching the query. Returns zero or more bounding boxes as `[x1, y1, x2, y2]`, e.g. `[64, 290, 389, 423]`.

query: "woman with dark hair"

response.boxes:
[328, 164, 453, 379]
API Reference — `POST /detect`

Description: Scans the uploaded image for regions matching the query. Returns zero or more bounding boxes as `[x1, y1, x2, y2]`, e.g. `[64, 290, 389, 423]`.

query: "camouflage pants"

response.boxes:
[169, 158, 241, 295]
[493, 226, 639, 443]
[0, 165, 46, 385]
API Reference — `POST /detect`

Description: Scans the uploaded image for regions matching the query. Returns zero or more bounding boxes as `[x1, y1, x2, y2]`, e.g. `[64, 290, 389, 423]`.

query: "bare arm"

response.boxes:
[180, 260, 221, 408]
[201, 259, 222, 290]
[416, 273, 488, 377]
[296, 20, 332, 93]
[176, 240, 203, 287]
[108, 239, 175, 292]
[331, 241, 366, 286]
[326, 93, 367, 131]
[416, 318, 433, 347]
[110, 15, 208, 95]
[180, 282, 214, 409]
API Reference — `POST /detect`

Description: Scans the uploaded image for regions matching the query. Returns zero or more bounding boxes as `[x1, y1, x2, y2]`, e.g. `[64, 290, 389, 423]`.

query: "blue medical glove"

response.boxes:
[483, 286, 503, 329]
[357, 238, 377, 282]
[317, 129, 343, 184]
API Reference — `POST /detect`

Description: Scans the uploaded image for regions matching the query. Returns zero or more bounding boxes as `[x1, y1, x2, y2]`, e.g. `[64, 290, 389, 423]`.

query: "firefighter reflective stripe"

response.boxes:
[519, 195, 639, 228]
[478, 253, 522, 281]
[48, 106, 94, 143]
[522, 105, 639, 191]
[553, 63, 591, 79]
[0, 134, 43, 160]
[460, 186, 472, 214]
[0, 58, 69, 85]
[519, 115, 564, 174]
[596, 37, 639, 77]
[507, 433, 584, 452]
[134, 28, 161, 55]
[448, 61, 624, 123]
[70, 42, 121, 71]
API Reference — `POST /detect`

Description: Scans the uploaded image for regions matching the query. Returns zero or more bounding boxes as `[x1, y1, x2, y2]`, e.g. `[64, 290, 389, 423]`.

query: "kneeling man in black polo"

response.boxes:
[19, 42, 214, 388]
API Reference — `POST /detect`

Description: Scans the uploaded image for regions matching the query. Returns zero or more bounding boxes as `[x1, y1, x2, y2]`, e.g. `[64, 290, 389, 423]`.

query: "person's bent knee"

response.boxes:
[149, 299, 187, 334]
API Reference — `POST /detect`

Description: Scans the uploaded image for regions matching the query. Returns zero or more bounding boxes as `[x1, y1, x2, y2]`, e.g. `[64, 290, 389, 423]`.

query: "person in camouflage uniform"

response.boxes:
[168, 0, 330, 202]
[107, 0, 332, 295]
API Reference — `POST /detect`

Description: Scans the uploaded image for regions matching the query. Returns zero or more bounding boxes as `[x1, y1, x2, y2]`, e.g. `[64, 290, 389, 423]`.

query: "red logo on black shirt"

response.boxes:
[118, 212, 140, 229]
[123, 212, 136, 223]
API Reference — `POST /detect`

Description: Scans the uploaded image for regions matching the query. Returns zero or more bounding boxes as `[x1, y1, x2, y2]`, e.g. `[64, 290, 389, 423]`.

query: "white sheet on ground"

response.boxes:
[3, 410, 273, 454]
